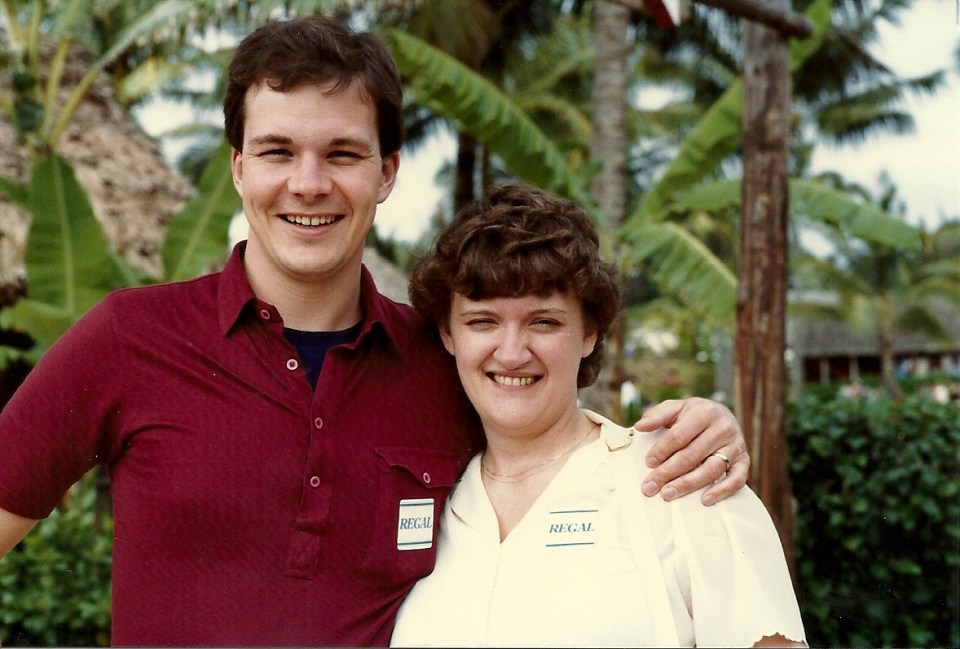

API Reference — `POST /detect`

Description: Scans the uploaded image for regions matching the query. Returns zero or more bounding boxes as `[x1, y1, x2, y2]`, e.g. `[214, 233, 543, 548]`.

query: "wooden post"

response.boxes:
[735, 0, 795, 573]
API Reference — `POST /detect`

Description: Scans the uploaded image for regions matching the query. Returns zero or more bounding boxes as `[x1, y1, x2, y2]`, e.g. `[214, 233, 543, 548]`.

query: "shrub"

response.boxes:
[0, 473, 112, 647]
[787, 391, 960, 648]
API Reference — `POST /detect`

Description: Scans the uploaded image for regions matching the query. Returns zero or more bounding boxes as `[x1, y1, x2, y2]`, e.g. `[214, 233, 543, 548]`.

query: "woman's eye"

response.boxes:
[533, 319, 561, 328]
[466, 319, 495, 328]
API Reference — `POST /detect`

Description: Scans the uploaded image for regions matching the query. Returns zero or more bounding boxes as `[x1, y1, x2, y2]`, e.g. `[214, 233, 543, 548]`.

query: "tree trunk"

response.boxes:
[454, 131, 478, 215]
[735, 0, 796, 575]
[878, 313, 903, 399]
[582, 0, 631, 419]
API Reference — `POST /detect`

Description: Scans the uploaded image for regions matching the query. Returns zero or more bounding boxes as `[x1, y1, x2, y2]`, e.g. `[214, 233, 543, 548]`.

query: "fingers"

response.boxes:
[633, 399, 684, 433]
[642, 438, 749, 504]
[701, 447, 750, 505]
[643, 397, 739, 470]
[637, 397, 747, 504]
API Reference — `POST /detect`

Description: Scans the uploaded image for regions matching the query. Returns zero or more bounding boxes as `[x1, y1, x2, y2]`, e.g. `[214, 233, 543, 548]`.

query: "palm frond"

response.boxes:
[666, 178, 922, 250]
[383, 27, 592, 208]
[623, 221, 737, 327]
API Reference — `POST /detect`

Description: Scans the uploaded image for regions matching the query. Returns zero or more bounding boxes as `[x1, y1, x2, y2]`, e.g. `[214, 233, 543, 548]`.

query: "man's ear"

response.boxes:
[231, 148, 243, 194]
[376, 151, 400, 204]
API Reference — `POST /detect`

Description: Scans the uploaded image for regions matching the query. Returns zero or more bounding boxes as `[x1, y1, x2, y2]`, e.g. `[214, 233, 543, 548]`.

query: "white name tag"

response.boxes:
[544, 508, 599, 547]
[397, 498, 434, 551]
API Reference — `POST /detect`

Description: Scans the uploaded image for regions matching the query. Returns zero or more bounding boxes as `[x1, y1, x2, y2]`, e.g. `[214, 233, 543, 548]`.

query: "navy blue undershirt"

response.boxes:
[284, 323, 363, 389]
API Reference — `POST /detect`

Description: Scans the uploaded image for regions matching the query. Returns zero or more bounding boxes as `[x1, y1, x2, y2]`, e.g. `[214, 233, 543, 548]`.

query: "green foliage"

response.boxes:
[617, 0, 835, 327]
[382, 27, 595, 212]
[673, 178, 923, 250]
[788, 391, 960, 647]
[25, 155, 119, 313]
[0, 475, 112, 647]
[622, 220, 738, 326]
[0, 154, 132, 355]
[0, 148, 238, 361]
[162, 141, 240, 281]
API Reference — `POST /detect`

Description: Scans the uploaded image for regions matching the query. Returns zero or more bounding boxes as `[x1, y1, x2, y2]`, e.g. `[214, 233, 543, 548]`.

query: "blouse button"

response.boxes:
[309, 476, 321, 488]
[259, 309, 271, 320]
[314, 417, 324, 430]
[286, 358, 299, 371]
[422, 472, 431, 484]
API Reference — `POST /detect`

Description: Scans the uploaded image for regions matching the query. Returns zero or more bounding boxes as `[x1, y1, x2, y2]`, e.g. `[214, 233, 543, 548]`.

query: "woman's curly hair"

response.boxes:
[409, 184, 621, 388]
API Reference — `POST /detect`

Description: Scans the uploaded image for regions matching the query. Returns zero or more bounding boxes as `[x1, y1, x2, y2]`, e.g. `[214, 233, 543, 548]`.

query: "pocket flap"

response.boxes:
[375, 447, 458, 488]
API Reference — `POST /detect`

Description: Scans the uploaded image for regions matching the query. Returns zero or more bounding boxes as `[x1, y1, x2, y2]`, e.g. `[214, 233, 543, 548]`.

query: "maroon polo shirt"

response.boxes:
[0, 243, 482, 646]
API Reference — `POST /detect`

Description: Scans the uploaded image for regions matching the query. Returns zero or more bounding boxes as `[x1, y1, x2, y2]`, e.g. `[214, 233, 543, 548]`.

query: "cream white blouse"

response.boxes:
[391, 410, 805, 647]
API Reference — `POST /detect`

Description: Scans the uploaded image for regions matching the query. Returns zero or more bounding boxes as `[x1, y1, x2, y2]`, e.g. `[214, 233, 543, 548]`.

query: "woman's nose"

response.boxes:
[493, 329, 533, 367]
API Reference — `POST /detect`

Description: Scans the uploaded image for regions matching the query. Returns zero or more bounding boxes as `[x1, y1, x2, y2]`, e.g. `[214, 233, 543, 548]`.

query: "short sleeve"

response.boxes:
[0, 295, 124, 518]
[669, 485, 807, 647]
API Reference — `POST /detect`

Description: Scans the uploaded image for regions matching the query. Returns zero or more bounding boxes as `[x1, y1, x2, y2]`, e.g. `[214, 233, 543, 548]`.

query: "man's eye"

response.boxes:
[260, 149, 290, 157]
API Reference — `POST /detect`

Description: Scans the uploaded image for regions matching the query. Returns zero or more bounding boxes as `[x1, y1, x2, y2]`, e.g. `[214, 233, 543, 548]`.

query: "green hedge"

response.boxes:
[787, 391, 960, 648]
[0, 474, 112, 647]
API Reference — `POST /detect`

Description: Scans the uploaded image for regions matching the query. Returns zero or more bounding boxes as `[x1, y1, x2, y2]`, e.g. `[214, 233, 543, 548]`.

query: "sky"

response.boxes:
[375, 0, 960, 242]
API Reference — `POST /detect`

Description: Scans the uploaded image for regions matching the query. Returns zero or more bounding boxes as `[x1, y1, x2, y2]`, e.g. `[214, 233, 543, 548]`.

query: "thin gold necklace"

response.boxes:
[481, 424, 594, 483]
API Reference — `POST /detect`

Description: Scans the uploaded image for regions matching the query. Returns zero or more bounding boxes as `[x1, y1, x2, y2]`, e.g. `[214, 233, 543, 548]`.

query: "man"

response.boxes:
[0, 16, 748, 646]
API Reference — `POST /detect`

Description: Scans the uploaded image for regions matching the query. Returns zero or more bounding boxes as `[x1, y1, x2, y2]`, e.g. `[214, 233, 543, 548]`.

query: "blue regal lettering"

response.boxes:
[399, 516, 433, 530]
[548, 521, 594, 534]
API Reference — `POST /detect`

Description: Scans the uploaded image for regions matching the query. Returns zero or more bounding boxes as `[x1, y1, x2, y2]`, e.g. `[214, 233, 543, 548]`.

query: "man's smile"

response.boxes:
[282, 213, 341, 226]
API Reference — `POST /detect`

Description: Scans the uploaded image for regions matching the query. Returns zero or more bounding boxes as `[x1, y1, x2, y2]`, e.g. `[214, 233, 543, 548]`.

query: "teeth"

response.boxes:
[285, 214, 336, 226]
[493, 375, 535, 387]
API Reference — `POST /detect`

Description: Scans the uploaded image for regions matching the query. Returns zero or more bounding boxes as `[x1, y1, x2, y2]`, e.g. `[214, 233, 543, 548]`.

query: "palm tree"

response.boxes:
[382, 0, 566, 212]
[791, 178, 960, 398]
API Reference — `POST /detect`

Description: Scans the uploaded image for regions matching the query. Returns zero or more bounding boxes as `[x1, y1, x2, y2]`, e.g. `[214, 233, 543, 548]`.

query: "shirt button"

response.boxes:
[422, 472, 431, 484]
[314, 417, 323, 430]
[259, 309, 271, 320]
[286, 358, 299, 371]
[309, 476, 321, 488]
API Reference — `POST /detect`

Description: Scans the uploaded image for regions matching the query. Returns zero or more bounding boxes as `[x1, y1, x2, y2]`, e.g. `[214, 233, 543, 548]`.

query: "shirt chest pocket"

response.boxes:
[361, 447, 459, 583]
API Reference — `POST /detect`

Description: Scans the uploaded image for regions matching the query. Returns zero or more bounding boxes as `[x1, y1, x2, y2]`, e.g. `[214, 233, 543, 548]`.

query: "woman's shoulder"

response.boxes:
[582, 409, 663, 477]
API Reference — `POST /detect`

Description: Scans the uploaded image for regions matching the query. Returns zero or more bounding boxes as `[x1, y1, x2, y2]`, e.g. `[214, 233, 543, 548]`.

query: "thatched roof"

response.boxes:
[788, 303, 960, 357]
[0, 43, 193, 298]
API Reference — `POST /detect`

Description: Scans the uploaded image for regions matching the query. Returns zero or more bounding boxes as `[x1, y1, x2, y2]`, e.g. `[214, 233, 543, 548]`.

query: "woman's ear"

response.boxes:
[582, 329, 598, 359]
[439, 325, 456, 356]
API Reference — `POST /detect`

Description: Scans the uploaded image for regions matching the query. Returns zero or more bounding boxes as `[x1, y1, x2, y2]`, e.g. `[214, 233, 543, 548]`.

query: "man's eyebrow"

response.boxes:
[246, 134, 375, 150]
[329, 136, 376, 150]
[247, 134, 293, 147]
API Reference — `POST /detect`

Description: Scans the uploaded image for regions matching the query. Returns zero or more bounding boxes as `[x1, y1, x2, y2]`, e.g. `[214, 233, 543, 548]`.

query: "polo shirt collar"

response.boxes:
[216, 241, 404, 352]
[218, 242, 254, 336]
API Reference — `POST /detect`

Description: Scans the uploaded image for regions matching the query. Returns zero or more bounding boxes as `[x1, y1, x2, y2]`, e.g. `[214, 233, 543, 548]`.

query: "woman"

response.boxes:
[390, 184, 805, 647]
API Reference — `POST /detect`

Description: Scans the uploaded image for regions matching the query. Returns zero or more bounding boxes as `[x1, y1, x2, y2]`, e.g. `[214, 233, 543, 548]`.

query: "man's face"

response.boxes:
[231, 82, 399, 293]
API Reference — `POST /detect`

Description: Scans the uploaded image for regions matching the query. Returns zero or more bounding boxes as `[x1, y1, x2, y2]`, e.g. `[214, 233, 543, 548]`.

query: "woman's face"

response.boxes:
[441, 291, 597, 439]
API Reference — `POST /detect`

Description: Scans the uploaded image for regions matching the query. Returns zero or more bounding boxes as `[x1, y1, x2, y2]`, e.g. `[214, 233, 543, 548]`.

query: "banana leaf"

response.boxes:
[671, 178, 922, 249]
[162, 141, 240, 282]
[25, 154, 116, 314]
[383, 28, 594, 211]
[630, 0, 833, 224]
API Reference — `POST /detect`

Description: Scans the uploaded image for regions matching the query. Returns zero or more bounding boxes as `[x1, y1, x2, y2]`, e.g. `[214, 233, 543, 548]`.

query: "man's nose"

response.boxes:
[287, 156, 333, 200]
